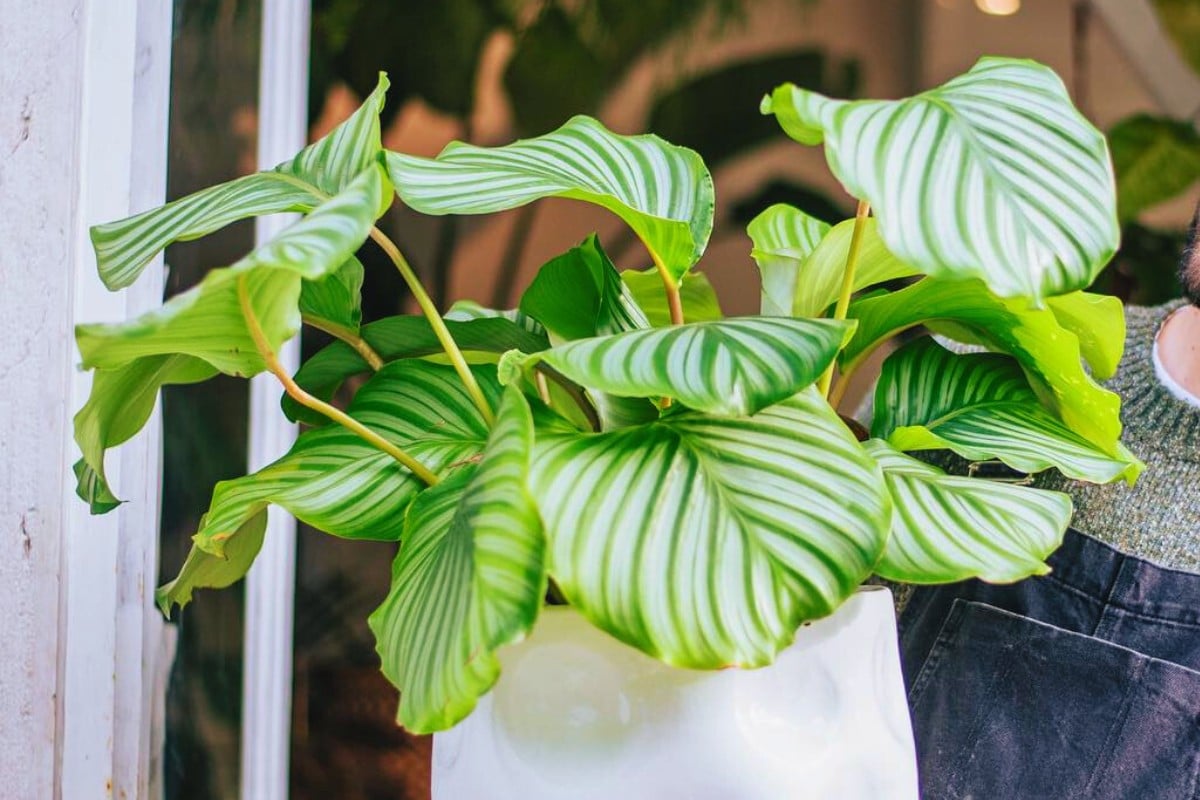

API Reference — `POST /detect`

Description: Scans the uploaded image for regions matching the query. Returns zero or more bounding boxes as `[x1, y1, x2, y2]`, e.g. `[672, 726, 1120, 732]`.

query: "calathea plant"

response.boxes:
[75, 57, 1140, 733]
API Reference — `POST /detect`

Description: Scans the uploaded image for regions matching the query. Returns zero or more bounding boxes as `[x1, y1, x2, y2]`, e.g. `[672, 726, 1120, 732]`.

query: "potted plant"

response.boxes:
[75, 56, 1138, 799]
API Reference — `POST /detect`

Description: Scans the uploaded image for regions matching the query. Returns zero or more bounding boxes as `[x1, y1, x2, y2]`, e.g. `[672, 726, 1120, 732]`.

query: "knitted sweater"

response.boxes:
[1031, 300, 1200, 573]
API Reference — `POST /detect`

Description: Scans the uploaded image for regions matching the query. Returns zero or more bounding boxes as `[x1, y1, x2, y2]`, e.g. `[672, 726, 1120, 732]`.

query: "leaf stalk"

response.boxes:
[301, 314, 384, 370]
[369, 226, 495, 425]
[239, 277, 440, 486]
[818, 199, 871, 401]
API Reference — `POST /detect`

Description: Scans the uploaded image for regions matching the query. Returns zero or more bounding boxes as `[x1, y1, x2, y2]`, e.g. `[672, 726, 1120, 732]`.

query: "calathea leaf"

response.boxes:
[518, 235, 656, 428]
[874, 338, 1140, 483]
[1045, 292, 1125, 381]
[76, 166, 386, 376]
[523, 317, 855, 416]
[444, 300, 547, 337]
[519, 234, 650, 340]
[748, 204, 916, 317]
[194, 361, 500, 558]
[283, 315, 549, 425]
[621, 268, 722, 326]
[928, 290, 1127, 381]
[91, 74, 391, 290]
[299, 256, 365, 337]
[529, 387, 890, 668]
[386, 115, 715, 283]
[865, 440, 1070, 584]
[763, 57, 1119, 300]
[157, 511, 268, 615]
[74, 355, 217, 513]
[842, 278, 1124, 454]
[747, 203, 829, 316]
[370, 386, 545, 733]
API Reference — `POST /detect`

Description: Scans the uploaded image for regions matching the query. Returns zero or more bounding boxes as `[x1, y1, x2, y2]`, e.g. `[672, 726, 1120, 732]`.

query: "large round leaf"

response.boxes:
[763, 57, 1119, 300]
[527, 317, 855, 417]
[386, 116, 714, 283]
[866, 440, 1070, 584]
[529, 388, 891, 669]
[370, 386, 545, 733]
[874, 338, 1140, 484]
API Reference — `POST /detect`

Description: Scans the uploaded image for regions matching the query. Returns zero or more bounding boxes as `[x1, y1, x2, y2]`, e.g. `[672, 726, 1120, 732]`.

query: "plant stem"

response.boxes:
[650, 250, 684, 408]
[817, 199, 871, 401]
[535, 370, 552, 406]
[239, 277, 440, 486]
[301, 314, 384, 371]
[369, 227, 495, 425]
[651, 252, 686, 327]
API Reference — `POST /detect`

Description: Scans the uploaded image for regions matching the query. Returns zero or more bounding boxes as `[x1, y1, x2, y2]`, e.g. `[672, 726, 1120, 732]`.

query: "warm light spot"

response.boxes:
[976, 0, 1020, 15]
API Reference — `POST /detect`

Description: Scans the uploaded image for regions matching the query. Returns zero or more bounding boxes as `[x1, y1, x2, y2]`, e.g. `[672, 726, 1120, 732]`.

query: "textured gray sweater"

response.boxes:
[1032, 301, 1200, 573]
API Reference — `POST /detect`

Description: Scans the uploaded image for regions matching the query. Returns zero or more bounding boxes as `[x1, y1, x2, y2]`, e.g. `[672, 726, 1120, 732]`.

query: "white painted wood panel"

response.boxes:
[0, 0, 172, 797]
[0, 1, 87, 796]
[241, 2, 311, 799]
[58, 1, 173, 798]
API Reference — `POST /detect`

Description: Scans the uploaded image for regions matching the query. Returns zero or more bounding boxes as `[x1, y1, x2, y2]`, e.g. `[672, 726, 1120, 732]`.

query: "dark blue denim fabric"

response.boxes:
[899, 530, 1200, 800]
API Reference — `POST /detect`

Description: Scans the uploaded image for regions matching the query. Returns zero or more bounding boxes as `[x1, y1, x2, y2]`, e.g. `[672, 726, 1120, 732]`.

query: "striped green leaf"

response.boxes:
[444, 301, 546, 336]
[195, 361, 499, 558]
[748, 203, 829, 316]
[621, 268, 722, 326]
[74, 355, 216, 513]
[927, 290, 1126, 381]
[518, 235, 656, 428]
[77, 166, 386, 376]
[370, 386, 545, 733]
[299, 256, 365, 337]
[874, 337, 1140, 483]
[843, 278, 1123, 453]
[530, 388, 890, 668]
[763, 57, 1119, 300]
[283, 314, 549, 425]
[865, 440, 1070, 584]
[748, 205, 917, 317]
[527, 317, 855, 416]
[91, 75, 391, 290]
[157, 512, 268, 615]
[386, 116, 714, 283]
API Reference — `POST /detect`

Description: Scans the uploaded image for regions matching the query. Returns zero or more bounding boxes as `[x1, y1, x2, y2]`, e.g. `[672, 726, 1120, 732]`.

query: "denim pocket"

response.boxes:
[909, 600, 1200, 800]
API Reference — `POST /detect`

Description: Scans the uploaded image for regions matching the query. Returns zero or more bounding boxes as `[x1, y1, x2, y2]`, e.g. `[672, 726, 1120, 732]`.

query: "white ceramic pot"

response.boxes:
[432, 586, 918, 799]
